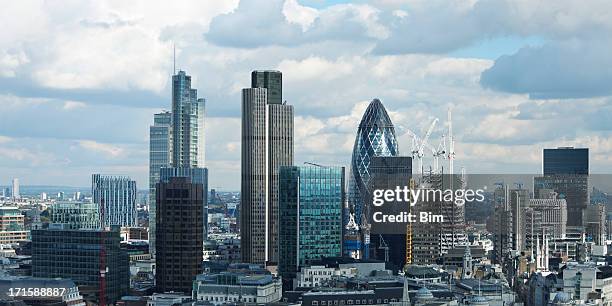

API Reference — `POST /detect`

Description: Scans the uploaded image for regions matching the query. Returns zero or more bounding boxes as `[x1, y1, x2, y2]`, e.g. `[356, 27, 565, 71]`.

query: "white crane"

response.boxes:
[408, 118, 438, 174]
[447, 108, 455, 175]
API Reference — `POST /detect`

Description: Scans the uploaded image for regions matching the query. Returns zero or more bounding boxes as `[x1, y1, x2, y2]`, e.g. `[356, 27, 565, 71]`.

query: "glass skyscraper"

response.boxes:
[172, 70, 206, 168]
[278, 166, 344, 281]
[92, 174, 137, 227]
[348, 99, 399, 226]
[149, 70, 207, 257]
[536, 147, 589, 227]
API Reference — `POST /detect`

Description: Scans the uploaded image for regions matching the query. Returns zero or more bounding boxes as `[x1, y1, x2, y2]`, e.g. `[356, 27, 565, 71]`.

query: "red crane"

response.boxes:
[99, 198, 107, 306]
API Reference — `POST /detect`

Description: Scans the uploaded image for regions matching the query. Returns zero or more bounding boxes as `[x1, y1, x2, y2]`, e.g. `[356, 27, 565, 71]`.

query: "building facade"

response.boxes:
[241, 70, 294, 264]
[0, 207, 28, 244]
[92, 174, 137, 227]
[155, 176, 204, 294]
[171, 70, 206, 168]
[149, 111, 173, 255]
[11, 178, 19, 199]
[48, 201, 100, 229]
[193, 272, 282, 305]
[537, 147, 589, 227]
[365, 156, 412, 270]
[31, 227, 129, 304]
[278, 166, 344, 281]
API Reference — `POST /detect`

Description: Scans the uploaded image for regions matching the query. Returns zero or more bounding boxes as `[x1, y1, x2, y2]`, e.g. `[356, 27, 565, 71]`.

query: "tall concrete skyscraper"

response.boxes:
[149, 70, 208, 256]
[241, 70, 293, 264]
[11, 178, 19, 200]
[92, 174, 137, 227]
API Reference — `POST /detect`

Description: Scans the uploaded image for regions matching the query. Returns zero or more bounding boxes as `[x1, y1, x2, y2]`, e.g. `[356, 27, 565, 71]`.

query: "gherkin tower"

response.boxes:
[348, 99, 399, 226]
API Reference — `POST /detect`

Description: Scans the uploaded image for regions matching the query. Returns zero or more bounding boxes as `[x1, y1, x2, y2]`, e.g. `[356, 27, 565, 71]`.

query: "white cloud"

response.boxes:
[78, 140, 125, 157]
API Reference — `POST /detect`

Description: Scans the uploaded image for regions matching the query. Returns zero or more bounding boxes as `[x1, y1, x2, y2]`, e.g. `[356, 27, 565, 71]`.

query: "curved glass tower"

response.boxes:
[348, 99, 399, 226]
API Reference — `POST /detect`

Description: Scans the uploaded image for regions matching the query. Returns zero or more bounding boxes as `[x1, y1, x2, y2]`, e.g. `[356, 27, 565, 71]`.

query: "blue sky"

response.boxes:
[1, 0, 612, 190]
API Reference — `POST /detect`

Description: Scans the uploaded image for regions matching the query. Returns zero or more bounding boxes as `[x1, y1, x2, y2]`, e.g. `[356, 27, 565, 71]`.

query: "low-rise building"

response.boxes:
[193, 271, 282, 304]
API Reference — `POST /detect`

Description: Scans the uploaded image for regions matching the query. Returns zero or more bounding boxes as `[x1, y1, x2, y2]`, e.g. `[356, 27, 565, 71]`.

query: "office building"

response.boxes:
[31, 226, 129, 304]
[278, 166, 344, 281]
[92, 174, 137, 227]
[193, 270, 282, 304]
[365, 156, 412, 270]
[149, 111, 173, 254]
[412, 174, 467, 265]
[584, 203, 606, 245]
[48, 201, 100, 229]
[0, 207, 28, 244]
[160, 167, 208, 239]
[149, 71, 208, 257]
[11, 178, 19, 199]
[536, 147, 589, 227]
[155, 176, 204, 294]
[348, 99, 399, 227]
[241, 70, 294, 264]
[251, 70, 282, 104]
[171, 70, 206, 168]
[529, 198, 567, 239]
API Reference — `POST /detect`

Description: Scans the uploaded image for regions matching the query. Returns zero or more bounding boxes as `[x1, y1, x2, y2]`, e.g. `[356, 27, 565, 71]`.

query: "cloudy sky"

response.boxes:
[1, 0, 612, 190]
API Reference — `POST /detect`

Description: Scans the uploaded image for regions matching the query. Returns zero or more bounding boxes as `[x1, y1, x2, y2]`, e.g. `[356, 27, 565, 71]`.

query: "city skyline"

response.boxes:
[2, 1, 612, 190]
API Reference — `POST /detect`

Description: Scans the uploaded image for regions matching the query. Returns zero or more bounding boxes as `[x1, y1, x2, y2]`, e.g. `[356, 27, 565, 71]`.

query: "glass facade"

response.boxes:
[278, 166, 344, 280]
[48, 201, 100, 229]
[251, 70, 282, 104]
[149, 111, 172, 255]
[348, 99, 399, 226]
[172, 71, 206, 168]
[31, 228, 129, 304]
[543, 147, 589, 175]
[537, 147, 589, 227]
[92, 174, 137, 227]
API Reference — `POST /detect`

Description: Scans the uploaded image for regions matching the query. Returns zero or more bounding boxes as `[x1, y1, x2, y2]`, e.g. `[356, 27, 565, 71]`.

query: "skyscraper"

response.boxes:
[149, 70, 208, 257]
[346, 99, 398, 259]
[160, 167, 208, 238]
[251, 70, 282, 105]
[348, 99, 399, 227]
[366, 156, 412, 271]
[278, 165, 344, 282]
[172, 71, 206, 168]
[149, 111, 172, 255]
[241, 70, 294, 264]
[536, 147, 589, 227]
[11, 178, 19, 200]
[92, 174, 137, 227]
[155, 176, 203, 294]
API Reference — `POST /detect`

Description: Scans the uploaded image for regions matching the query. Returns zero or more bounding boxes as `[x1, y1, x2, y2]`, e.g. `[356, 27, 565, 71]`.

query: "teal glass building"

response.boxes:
[278, 166, 345, 281]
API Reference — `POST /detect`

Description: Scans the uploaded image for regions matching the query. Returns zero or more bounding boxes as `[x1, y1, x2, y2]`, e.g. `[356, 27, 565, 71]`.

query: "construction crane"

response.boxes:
[377, 235, 389, 263]
[407, 118, 438, 175]
[405, 178, 416, 266]
[447, 109, 455, 175]
[304, 162, 327, 168]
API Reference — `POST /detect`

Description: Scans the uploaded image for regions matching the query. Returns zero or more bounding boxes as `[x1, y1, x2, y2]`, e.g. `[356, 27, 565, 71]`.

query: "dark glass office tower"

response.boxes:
[543, 147, 589, 175]
[155, 177, 204, 294]
[278, 166, 344, 282]
[251, 70, 282, 104]
[31, 227, 129, 304]
[366, 156, 411, 272]
[536, 147, 589, 227]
